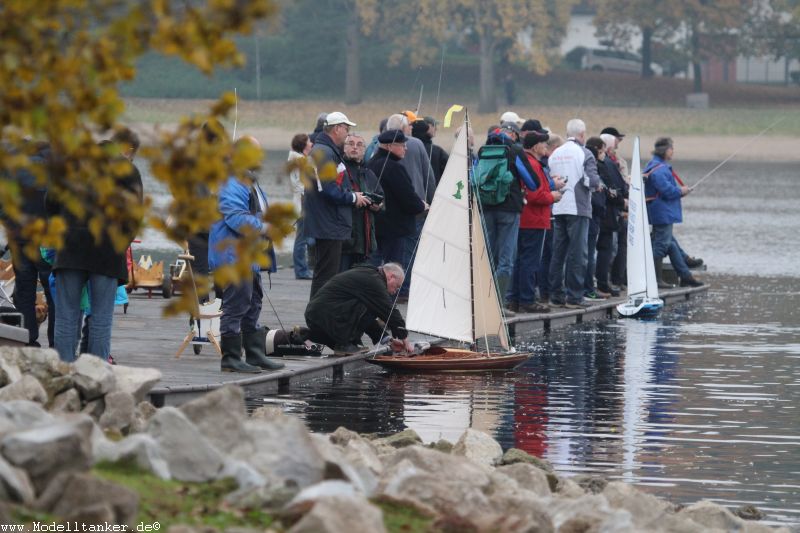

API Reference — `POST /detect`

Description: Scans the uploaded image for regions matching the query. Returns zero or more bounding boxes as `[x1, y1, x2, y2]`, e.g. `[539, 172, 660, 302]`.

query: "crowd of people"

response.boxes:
[290, 109, 704, 319]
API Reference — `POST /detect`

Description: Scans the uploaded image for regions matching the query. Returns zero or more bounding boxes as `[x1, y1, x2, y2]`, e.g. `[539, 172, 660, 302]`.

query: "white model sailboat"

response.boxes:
[369, 120, 529, 371]
[617, 137, 664, 317]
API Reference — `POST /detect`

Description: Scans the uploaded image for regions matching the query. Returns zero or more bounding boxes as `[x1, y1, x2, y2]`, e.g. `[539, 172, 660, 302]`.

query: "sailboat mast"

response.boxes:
[465, 111, 476, 345]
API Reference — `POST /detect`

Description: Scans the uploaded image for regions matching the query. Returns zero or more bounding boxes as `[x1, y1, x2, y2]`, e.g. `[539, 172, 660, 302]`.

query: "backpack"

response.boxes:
[474, 145, 515, 206]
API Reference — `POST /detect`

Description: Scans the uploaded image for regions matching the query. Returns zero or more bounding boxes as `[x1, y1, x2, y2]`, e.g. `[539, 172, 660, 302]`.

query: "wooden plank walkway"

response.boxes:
[107, 267, 708, 405]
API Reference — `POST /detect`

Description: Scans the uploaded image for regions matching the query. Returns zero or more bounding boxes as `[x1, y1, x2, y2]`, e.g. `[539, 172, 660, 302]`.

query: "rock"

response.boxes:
[0, 455, 35, 504]
[50, 388, 81, 413]
[0, 375, 48, 404]
[0, 400, 54, 436]
[1, 415, 94, 493]
[130, 401, 157, 434]
[250, 406, 283, 420]
[545, 494, 634, 533]
[383, 446, 493, 488]
[496, 463, 552, 496]
[555, 477, 585, 499]
[110, 365, 162, 402]
[287, 480, 358, 507]
[231, 414, 325, 490]
[39, 375, 74, 402]
[500, 448, 554, 472]
[483, 492, 554, 533]
[735, 504, 766, 521]
[451, 428, 502, 467]
[311, 434, 378, 496]
[224, 478, 300, 511]
[574, 474, 608, 494]
[81, 397, 105, 419]
[99, 391, 136, 433]
[62, 503, 115, 526]
[180, 385, 247, 452]
[680, 500, 748, 531]
[220, 458, 266, 491]
[93, 433, 170, 480]
[376, 429, 422, 449]
[36, 471, 138, 527]
[329, 427, 362, 447]
[0, 359, 22, 387]
[72, 354, 116, 401]
[429, 439, 453, 454]
[286, 494, 385, 533]
[602, 482, 677, 531]
[146, 407, 225, 482]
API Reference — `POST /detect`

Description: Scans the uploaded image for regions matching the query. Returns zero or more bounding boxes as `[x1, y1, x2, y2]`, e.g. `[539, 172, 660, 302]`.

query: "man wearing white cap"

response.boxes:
[306, 111, 371, 297]
[500, 111, 524, 128]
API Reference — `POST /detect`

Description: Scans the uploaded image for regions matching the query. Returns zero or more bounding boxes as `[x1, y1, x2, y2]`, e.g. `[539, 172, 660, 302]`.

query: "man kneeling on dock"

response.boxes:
[304, 263, 413, 355]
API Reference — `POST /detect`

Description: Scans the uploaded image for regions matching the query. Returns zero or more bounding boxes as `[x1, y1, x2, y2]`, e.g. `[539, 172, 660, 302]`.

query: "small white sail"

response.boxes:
[407, 125, 509, 349]
[625, 137, 659, 299]
[618, 137, 663, 317]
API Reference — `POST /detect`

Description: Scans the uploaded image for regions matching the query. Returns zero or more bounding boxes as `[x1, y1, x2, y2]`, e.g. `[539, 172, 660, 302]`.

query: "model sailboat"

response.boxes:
[617, 137, 664, 317]
[369, 120, 530, 371]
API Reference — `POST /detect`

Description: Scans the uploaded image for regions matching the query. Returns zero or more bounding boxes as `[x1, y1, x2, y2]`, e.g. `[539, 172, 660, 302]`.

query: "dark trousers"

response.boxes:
[548, 215, 589, 304]
[507, 228, 546, 306]
[220, 271, 263, 337]
[537, 228, 553, 300]
[377, 235, 407, 266]
[595, 229, 616, 291]
[611, 225, 627, 286]
[584, 217, 600, 293]
[310, 239, 343, 298]
[12, 251, 54, 347]
[308, 313, 382, 349]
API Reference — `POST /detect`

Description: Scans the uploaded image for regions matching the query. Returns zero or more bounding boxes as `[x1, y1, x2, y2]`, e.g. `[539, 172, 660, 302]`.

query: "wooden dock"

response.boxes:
[105, 267, 708, 405]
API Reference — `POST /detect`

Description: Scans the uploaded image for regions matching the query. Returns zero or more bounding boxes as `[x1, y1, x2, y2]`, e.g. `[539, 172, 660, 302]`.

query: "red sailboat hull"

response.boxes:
[367, 346, 531, 372]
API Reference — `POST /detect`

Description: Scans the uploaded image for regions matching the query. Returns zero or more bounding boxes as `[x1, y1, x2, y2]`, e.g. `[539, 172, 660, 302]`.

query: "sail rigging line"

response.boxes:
[465, 110, 477, 348]
[232, 87, 239, 140]
[690, 115, 786, 190]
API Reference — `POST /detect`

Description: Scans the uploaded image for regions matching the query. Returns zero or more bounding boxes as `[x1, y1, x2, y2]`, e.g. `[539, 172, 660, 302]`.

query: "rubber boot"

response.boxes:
[654, 258, 674, 289]
[496, 275, 515, 316]
[220, 333, 261, 373]
[243, 328, 285, 371]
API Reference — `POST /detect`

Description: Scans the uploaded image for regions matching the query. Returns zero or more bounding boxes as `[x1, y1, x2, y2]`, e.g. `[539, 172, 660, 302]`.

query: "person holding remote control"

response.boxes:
[341, 133, 384, 270]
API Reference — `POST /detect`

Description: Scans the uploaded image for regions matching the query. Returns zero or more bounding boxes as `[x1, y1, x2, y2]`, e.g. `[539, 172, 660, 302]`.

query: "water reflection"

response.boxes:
[253, 276, 800, 524]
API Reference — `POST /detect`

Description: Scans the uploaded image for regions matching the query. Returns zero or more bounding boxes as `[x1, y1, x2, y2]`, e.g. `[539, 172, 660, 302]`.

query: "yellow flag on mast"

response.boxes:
[443, 104, 464, 128]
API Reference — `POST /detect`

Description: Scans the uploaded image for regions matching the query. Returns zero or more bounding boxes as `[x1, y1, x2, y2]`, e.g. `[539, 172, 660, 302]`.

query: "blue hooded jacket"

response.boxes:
[644, 156, 683, 225]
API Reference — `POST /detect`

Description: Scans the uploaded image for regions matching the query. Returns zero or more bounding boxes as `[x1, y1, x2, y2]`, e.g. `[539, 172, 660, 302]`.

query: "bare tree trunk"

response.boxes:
[691, 25, 703, 92]
[254, 32, 261, 100]
[641, 27, 654, 79]
[478, 32, 496, 114]
[344, 17, 361, 105]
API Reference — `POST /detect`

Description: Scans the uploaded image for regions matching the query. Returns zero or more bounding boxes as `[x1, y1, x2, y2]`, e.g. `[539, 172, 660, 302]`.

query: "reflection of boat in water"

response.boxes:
[617, 137, 663, 318]
[369, 116, 530, 372]
[621, 320, 658, 482]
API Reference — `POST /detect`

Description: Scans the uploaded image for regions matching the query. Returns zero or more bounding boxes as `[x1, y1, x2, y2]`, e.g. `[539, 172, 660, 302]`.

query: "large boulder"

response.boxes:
[50, 388, 82, 413]
[310, 434, 378, 496]
[72, 355, 116, 401]
[146, 407, 225, 482]
[0, 455, 35, 504]
[0, 375, 48, 404]
[383, 446, 493, 489]
[0, 415, 94, 493]
[93, 433, 170, 480]
[0, 400, 54, 436]
[679, 500, 764, 532]
[231, 412, 325, 490]
[180, 385, 247, 452]
[110, 365, 162, 403]
[602, 481, 679, 530]
[451, 428, 502, 467]
[500, 447, 554, 472]
[374, 429, 422, 449]
[496, 463, 552, 497]
[130, 401, 157, 434]
[99, 391, 136, 433]
[286, 494, 385, 533]
[544, 494, 634, 533]
[35, 471, 138, 527]
[0, 358, 22, 387]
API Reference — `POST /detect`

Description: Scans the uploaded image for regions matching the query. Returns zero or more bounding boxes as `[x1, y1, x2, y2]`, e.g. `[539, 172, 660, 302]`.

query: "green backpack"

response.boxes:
[474, 144, 515, 206]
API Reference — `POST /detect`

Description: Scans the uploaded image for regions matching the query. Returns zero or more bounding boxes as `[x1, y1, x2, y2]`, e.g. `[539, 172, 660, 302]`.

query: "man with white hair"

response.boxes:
[304, 263, 413, 355]
[546, 118, 601, 308]
[596, 133, 628, 296]
[500, 111, 524, 128]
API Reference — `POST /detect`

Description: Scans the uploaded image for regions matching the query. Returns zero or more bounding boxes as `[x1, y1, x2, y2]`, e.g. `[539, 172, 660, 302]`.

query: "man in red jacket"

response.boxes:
[506, 130, 565, 314]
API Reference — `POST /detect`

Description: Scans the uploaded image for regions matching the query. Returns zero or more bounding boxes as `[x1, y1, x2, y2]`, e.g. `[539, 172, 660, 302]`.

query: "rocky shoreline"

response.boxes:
[0, 347, 793, 532]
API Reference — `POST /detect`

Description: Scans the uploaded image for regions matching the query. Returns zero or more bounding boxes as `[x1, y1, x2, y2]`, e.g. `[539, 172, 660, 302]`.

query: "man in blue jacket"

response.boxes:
[644, 138, 703, 288]
[306, 111, 371, 298]
[209, 137, 285, 373]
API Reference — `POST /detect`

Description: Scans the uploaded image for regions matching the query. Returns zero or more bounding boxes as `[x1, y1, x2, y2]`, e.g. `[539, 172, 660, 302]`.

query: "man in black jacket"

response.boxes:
[304, 263, 412, 354]
[341, 133, 384, 270]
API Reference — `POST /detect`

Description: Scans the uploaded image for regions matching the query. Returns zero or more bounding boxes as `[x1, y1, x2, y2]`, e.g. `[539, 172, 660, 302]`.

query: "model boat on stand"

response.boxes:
[617, 137, 664, 318]
[369, 114, 530, 372]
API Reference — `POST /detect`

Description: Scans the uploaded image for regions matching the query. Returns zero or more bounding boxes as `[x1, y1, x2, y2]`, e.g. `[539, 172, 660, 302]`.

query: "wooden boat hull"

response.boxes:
[367, 346, 531, 372]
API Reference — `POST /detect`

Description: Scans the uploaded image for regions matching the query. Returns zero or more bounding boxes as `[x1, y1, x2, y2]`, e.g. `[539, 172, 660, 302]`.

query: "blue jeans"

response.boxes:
[651, 224, 673, 261]
[584, 217, 600, 293]
[548, 215, 589, 304]
[292, 217, 314, 278]
[221, 271, 263, 337]
[54, 269, 117, 362]
[507, 229, 546, 306]
[537, 227, 553, 300]
[667, 236, 691, 279]
[483, 210, 520, 280]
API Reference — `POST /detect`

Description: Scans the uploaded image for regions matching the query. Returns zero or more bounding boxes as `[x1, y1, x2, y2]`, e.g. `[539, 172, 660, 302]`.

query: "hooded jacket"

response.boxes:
[305, 132, 358, 240]
[644, 155, 683, 225]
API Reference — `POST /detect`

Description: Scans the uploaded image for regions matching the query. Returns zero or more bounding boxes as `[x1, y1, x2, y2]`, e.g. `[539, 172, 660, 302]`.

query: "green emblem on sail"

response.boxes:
[453, 180, 464, 200]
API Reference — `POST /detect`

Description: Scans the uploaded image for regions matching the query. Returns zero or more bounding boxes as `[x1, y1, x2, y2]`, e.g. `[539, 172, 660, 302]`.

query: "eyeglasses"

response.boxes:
[344, 142, 366, 147]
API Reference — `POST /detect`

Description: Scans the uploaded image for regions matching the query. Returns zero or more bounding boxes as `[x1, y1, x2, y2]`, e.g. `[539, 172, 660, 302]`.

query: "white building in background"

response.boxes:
[560, 12, 800, 85]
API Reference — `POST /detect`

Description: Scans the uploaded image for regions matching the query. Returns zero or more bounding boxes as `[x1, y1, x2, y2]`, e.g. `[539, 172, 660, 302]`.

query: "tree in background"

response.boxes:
[370, 0, 575, 114]
[742, 0, 800, 84]
[0, 1, 291, 314]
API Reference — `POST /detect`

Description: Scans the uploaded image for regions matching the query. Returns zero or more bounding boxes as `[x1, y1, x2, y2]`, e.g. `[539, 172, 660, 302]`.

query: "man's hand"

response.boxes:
[680, 185, 691, 197]
[368, 201, 383, 212]
[552, 176, 566, 190]
[551, 190, 563, 203]
[390, 338, 414, 353]
[354, 192, 371, 207]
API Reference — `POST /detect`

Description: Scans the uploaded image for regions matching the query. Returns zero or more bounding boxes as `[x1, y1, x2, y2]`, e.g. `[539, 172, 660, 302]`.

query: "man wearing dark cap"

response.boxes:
[643, 137, 703, 288]
[367, 130, 427, 267]
[601, 127, 629, 180]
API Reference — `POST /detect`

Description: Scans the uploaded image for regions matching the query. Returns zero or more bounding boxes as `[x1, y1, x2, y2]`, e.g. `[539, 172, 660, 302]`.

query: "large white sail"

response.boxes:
[407, 125, 509, 349]
[625, 137, 659, 299]
[406, 127, 474, 342]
